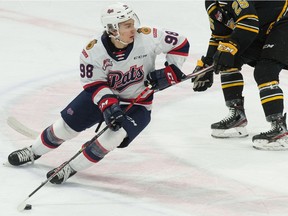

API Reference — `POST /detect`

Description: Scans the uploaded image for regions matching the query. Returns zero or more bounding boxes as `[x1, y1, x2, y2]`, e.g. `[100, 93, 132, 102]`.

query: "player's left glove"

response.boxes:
[146, 63, 186, 90]
[191, 56, 214, 92]
[213, 40, 239, 74]
[98, 95, 125, 131]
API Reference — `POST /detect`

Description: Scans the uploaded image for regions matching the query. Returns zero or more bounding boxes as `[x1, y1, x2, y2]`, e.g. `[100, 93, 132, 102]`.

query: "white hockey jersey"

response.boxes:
[80, 27, 189, 110]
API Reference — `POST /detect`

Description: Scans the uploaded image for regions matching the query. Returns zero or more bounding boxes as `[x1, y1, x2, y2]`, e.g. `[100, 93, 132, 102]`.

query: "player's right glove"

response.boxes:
[213, 40, 238, 74]
[191, 56, 213, 92]
[98, 94, 125, 131]
[146, 63, 186, 91]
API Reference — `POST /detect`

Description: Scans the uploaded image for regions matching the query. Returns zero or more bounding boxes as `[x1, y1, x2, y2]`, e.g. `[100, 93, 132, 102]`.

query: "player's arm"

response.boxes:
[144, 27, 189, 90]
[80, 44, 124, 131]
[191, 3, 233, 92]
[208, 0, 259, 72]
[227, 0, 259, 55]
[154, 27, 190, 68]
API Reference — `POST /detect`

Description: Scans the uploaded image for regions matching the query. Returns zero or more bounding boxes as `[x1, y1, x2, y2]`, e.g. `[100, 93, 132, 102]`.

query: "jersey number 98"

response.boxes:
[165, 31, 179, 45]
[80, 64, 94, 78]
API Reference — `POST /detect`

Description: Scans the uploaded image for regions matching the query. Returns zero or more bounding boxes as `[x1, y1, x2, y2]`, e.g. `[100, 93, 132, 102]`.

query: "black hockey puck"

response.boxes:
[24, 204, 32, 210]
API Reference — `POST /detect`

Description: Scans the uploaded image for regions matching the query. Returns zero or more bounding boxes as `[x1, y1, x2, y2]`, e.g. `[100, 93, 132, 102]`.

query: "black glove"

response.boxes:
[213, 41, 239, 74]
[146, 63, 186, 90]
[98, 95, 125, 131]
[191, 56, 214, 92]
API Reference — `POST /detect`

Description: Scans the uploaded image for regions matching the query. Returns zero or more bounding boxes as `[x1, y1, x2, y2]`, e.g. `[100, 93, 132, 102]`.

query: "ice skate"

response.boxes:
[211, 98, 248, 138]
[46, 162, 77, 184]
[253, 113, 288, 150]
[8, 146, 41, 166]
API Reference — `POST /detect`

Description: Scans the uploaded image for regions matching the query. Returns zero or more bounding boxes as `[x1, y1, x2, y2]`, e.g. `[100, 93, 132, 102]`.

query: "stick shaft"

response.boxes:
[18, 85, 152, 205]
[16, 66, 213, 206]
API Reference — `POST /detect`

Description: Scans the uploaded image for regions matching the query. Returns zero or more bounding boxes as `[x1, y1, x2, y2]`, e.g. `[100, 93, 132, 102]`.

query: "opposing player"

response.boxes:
[7, 2, 189, 183]
[191, 0, 288, 150]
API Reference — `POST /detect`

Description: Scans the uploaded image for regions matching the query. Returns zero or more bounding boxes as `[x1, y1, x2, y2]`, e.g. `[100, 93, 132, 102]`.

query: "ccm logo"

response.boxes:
[263, 44, 275, 49]
[99, 99, 109, 110]
[167, 72, 176, 84]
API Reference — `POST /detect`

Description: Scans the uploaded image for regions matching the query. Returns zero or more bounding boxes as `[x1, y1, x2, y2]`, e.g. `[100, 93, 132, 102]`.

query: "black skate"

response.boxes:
[253, 113, 288, 150]
[46, 162, 77, 184]
[8, 146, 41, 166]
[211, 98, 248, 138]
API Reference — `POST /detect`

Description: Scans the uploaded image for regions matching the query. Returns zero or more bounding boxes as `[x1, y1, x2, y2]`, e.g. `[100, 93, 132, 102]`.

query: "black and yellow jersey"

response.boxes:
[205, 0, 288, 58]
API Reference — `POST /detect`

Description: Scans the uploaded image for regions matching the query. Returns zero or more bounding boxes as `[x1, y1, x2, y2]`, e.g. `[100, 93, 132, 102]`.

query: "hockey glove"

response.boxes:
[146, 63, 186, 91]
[213, 41, 239, 74]
[98, 95, 125, 131]
[191, 56, 214, 92]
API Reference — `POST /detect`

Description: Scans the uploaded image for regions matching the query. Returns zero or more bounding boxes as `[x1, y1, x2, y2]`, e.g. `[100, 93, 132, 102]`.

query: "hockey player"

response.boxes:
[191, 0, 288, 150]
[7, 2, 189, 183]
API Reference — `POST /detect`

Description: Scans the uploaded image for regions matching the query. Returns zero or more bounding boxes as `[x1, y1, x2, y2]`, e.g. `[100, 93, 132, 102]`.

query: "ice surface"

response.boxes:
[1, 1, 288, 216]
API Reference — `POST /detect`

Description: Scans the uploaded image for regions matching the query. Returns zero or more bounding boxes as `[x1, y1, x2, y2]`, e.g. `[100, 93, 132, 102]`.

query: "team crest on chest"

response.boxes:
[108, 65, 144, 92]
[102, 58, 113, 70]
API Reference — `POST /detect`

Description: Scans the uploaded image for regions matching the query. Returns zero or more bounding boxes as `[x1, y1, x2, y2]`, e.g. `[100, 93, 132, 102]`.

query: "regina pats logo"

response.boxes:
[102, 59, 113, 70]
[108, 65, 144, 92]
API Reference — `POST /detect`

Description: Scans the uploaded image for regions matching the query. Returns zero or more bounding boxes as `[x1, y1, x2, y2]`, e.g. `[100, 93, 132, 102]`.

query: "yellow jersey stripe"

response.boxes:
[207, 5, 217, 15]
[209, 42, 219, 46]
[235, 24, 259, 33]
[211, 34, 230, 39]
[277, 0, 288, 22]
[266, 0, 288, 34]
[236, 14, 259, 23]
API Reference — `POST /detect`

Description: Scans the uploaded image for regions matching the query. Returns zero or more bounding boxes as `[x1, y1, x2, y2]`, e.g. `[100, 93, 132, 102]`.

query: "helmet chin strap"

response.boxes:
[109, 33, 128, 46]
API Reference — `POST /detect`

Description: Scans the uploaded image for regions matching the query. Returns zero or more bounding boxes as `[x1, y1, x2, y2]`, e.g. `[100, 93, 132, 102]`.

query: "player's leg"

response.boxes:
[211, 68, 248, 138]
[8, 90, 101, 166]
[211, 39, 266, 138]
[47, 105, 151, 184]
[252, 20, 288, 150]
[252, 59, 288, 150]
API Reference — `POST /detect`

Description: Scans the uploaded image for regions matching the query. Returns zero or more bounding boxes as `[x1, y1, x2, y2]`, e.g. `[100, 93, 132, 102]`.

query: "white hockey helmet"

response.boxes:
[101, 2, 140, 33]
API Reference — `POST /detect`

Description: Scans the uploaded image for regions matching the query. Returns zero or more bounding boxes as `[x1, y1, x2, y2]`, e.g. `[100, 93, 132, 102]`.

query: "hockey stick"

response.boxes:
[7, 116, 39, 139]
[17, 84, 152, 212]
[16, 65, 214, 211]
[8, 65, 214, 140]
[183, 64, 214, 81]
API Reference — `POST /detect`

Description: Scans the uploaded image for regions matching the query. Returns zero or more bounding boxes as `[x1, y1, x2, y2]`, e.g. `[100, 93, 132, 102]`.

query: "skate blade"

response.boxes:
[3, 161, 11, 166]
[211, 127, 248, 138]
[253, 139, 288, 151]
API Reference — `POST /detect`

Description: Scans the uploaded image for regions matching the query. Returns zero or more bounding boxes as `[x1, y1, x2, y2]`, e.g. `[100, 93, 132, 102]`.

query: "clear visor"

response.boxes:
[106, 13, 140, 33]
[131, 13, 140, 29]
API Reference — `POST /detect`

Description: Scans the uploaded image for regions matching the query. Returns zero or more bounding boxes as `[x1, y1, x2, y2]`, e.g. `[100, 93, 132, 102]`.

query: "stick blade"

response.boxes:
[17, 201, 27, 212]
[7, 116, 38, 139]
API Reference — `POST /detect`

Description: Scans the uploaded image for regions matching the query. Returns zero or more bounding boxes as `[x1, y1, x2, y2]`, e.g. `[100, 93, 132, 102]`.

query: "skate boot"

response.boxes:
[46, 162, 77, 184]
[8, 146, 41, 166]
[211, 98, 248, 138]
[253, 113, 288, 150]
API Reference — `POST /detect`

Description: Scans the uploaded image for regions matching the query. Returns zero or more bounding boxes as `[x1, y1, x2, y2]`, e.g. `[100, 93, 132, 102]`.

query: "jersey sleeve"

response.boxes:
[148, 27, 190, 68]
[227, 1, 259, 54]
[206, 0, 259, 56]
[79, 40, 114, 106]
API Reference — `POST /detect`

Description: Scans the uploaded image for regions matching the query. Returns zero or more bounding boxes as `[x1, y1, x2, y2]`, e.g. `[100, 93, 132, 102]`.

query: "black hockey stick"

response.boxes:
[17, 84, 153, 212]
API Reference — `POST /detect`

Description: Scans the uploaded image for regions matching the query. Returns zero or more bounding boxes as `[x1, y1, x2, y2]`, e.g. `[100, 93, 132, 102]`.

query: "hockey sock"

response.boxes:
[221, 70, 244, 101]
[32, 118, 79, 155]
[258, 81, 284, 117]
[81, 128, 127, 166]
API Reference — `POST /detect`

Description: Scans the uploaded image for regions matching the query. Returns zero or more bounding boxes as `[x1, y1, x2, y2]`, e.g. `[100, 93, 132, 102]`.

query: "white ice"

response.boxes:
[1, 1, 288, 216]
